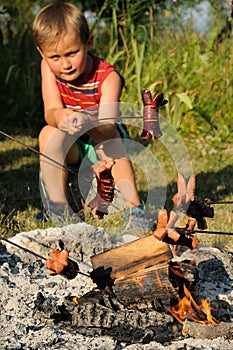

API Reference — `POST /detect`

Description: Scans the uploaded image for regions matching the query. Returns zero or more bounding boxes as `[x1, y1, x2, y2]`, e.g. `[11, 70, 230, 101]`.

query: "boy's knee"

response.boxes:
[39, 125, 56, 152]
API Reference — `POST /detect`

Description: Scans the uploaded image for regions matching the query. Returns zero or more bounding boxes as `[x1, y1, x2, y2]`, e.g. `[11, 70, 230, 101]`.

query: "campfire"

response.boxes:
[1, 172, 233, 347]
[169, 284, 218, 325]
[1, 89, 233, 348]
[32, 233, 233, 344]
[30, 172, 233, 344]
[1, 224, 233, 348]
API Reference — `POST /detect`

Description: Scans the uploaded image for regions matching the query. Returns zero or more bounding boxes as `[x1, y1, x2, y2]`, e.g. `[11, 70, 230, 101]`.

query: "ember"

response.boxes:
[69, 294, 80, 305]
[169, 284, 218, 325]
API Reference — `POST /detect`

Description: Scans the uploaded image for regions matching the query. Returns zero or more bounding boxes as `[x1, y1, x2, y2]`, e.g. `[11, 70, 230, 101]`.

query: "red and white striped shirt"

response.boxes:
[56, 54, 123, 112]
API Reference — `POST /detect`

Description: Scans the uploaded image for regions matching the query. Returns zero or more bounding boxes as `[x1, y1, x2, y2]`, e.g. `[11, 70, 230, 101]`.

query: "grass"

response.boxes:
[1, 128, 233, 252]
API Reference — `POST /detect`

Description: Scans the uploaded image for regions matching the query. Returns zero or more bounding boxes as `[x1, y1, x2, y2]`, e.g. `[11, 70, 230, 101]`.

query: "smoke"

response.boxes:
[182, 1, 212, 34]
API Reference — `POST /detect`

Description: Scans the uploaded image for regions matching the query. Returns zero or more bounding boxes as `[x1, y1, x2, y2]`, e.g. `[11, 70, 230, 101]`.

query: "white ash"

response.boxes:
[0, 223, 233, 350]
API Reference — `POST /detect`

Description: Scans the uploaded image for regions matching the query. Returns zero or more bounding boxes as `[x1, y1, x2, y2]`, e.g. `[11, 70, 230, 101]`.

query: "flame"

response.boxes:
[70, 294, 80, 305]
[169, 284, 218, 324]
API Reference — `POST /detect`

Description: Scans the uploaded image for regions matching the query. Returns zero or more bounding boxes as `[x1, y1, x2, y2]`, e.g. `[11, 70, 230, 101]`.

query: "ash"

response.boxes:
[0, 223, 233, 350]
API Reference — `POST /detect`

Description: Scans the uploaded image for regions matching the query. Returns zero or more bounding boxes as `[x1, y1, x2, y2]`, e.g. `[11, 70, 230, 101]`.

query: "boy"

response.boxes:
[32, 2, 148, 231]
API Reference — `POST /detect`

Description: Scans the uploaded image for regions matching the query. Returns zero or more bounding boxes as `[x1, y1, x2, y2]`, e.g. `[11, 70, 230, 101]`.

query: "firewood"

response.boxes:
[111, 253, 171, 280]
[182, 319, 233, 339]
[91, 234, 172, 279]
[91, 235, 176, 304]
[113, 262, 178, 306]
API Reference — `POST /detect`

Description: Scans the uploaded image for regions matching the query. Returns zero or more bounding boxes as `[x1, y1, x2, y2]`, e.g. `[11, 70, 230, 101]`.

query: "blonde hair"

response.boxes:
[32, 2, 90, 47]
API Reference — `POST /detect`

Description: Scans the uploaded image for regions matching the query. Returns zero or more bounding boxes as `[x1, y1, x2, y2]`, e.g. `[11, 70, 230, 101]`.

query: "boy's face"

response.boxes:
[38, 31, 93, 81]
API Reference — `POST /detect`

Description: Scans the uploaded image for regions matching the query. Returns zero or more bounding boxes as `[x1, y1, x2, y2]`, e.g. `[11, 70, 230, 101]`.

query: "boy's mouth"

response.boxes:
[60, 69, 78, 80]
[62, 69, 76, 76]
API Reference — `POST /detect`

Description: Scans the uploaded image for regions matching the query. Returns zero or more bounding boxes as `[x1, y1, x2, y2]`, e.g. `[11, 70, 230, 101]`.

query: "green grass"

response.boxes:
[1, 129, 233, 252]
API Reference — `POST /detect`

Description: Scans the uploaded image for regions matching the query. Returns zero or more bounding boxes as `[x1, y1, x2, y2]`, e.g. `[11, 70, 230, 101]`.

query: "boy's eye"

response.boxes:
[67, 51, 78, 57]
[50, 55, 60, 60]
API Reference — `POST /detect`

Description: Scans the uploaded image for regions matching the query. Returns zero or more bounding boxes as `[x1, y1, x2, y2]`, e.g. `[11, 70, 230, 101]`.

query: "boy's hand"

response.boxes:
[58, 110, 98, 135]
[58, 112, 80, 135]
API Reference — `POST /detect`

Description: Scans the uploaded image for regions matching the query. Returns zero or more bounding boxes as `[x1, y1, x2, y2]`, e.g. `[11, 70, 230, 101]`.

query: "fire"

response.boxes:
[69, 294, 80, 305]
[72, 296, 80, 305]
[169, 284, 218, 325]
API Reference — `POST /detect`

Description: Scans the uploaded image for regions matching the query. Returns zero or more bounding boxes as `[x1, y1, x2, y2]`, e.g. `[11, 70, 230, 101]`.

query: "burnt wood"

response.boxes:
[183, 319, 233, 339]
[91, 235, 200, 306]
[113, 262, 178, 306]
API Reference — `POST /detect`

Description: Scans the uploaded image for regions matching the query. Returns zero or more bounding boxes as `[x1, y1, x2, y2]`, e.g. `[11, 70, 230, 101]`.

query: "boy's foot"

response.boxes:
[34, 211, 49, 222]
[123, 204, 149, 233]
[34, 201, 83, 225]
[37, 171, 84, 224]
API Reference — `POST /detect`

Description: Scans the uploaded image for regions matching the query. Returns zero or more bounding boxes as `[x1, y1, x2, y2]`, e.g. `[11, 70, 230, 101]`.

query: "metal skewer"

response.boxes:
[176, 228, 233, 236]
[0, 236, 90, 278]
[0, 130, 78, 174]
[193, 229, 233, 236]
[210, 201, 233, 205]
[1, 236, 47, 261]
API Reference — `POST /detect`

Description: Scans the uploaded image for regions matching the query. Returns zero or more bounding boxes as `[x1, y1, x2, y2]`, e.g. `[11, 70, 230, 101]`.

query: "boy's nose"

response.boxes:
[62, 58, 72, 70]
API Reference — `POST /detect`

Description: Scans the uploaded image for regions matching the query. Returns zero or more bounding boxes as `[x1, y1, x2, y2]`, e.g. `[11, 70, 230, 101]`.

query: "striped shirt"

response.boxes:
[56, 54, 123, 113]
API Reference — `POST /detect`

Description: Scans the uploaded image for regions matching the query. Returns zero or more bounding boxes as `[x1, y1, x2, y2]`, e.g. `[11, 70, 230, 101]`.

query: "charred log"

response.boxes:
[183, 319, 233, 340]
[113, 263, 178, 307]
[169, 260, 199, 301]
[32, 289, 179, 344]
[33, 292, 72, 325]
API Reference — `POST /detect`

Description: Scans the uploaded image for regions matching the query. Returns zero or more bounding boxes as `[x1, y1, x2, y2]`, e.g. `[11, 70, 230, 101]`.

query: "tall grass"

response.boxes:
[1, 4, 232, 139]
[0, 28, 43, 131]
[93, 5, 232, 143]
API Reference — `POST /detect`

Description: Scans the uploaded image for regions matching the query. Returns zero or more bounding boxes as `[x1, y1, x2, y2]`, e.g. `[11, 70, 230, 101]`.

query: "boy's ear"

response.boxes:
[87, 35, 94, 51]
[37, 46, 44, 58]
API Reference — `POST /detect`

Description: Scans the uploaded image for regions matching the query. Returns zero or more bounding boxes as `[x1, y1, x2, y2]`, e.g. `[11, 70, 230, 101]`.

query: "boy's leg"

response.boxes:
[95, 132, 140, 208]
[111, 157, 141, 208]
[93, 132, 140, 208]
[90, 128, 148, 231]
[39, 125, 79, 212]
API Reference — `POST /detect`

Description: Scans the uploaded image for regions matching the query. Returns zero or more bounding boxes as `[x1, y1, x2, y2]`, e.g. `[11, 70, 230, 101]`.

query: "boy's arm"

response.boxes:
[99, 71, 122, 121]
[40, 60, 122, 136]
[87, 71, 122, 142]
[41, 59, 75, 128]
